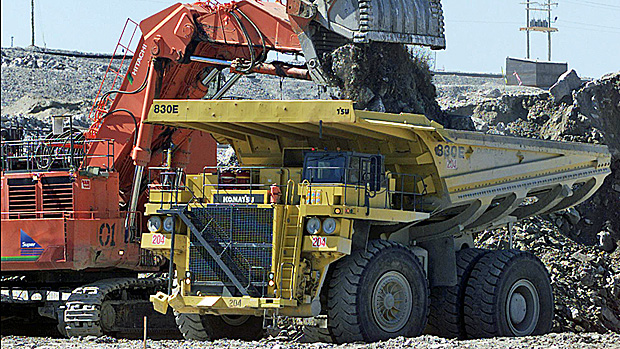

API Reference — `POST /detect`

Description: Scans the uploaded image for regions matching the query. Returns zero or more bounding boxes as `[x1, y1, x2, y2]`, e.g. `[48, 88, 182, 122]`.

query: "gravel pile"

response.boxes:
[2, 332, 620, 349]
[1, 48, 110, 107]
[457, 71, 620, 334]
[1, 47, 323, 132]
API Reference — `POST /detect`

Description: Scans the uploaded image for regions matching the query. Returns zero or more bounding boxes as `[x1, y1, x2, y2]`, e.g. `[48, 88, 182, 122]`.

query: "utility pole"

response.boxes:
[526, 0, 530, 59]
[520, 0, 558, 61]
[547, 0, 552, 61]
[31, 0, 35, 46]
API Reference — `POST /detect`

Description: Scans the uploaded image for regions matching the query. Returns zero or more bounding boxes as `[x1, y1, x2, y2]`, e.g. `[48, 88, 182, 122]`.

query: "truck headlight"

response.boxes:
[147, 216, 162, 233]
[306, 217, 321, 235]
[322, 218, 337, 235]
[163, 216, 175, 232]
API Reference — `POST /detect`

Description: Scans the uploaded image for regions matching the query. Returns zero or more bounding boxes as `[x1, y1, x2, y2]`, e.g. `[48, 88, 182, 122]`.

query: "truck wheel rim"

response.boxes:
[371, 271, 412, 333]
[221, 315, 249, 326]
[506, 279, 539, 336]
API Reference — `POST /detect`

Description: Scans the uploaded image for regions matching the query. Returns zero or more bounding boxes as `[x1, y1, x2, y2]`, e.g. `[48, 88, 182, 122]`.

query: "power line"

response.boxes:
[559, 24, 620, 33]
[574, 0, 620, 8]
[448, 20, 522, 25]
[563, 0, 620, 10]
[558, 19, 620, 30]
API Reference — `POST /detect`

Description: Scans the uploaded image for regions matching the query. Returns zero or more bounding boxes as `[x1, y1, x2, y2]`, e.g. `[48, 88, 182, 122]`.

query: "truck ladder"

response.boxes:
[277, 206, 303, 299]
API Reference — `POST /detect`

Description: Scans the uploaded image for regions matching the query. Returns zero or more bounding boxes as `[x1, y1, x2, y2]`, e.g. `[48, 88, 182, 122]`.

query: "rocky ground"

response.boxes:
[1, 46, 619, 342]
[2, 332, 620, 349]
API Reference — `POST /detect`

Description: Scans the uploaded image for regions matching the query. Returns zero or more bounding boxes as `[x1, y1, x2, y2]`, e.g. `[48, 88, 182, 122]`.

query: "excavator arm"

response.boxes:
[83, 0, 446, 230]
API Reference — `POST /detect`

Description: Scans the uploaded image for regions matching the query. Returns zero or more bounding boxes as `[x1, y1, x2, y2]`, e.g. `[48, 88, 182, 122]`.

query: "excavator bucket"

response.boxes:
[326, 0, 444, 47]
[287, 0, 445, 82]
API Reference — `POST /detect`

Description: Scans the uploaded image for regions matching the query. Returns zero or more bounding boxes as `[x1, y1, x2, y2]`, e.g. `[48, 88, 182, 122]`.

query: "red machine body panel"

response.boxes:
[1, 172, 145, 271]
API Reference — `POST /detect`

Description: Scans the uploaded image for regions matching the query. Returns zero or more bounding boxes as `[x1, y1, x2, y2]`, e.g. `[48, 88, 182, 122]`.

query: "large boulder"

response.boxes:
[550, 69, 582, 103]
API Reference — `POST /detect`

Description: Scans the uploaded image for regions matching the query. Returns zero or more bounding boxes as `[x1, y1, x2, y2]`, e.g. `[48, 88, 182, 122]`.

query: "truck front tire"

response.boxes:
[175, 312, 208, 341]
[175, 312, 263, 341]
[463, 250, 553, 337]
[301, 325, 334, 343]
[327, 240, 429, 343]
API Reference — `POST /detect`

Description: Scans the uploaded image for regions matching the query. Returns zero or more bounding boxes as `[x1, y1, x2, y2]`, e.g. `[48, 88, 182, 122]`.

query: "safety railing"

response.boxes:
[202, 166, 292, 204]
[1, 137, 114, 172]
[1, 209, 129, 220]
[88, 18, 139, 123]
[304, 164, 427, 212]
[146, 167, 211, 213]
[387, 172, 427, 212]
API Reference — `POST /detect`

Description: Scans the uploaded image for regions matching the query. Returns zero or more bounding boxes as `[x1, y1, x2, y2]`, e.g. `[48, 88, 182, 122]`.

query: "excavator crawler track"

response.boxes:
[64, 277, 177, 338]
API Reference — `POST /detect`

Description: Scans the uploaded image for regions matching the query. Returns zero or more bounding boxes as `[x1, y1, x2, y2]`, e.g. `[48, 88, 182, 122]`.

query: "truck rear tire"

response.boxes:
[327, 240, 429, 343]
[425, 248, 491, 339]
[175, 312, 264, 341]
[463, 250, 553, 338]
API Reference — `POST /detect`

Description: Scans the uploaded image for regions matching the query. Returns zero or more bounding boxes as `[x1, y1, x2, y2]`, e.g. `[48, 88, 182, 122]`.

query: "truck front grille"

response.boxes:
[189, 205, 273, 295]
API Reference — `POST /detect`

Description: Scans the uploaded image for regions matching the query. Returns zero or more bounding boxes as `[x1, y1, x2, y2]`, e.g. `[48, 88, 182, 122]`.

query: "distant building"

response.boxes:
[506, 57, 567, 88]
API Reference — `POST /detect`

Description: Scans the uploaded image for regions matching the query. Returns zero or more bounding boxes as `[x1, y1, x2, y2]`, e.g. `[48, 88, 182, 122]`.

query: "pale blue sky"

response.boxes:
[1, 0, 619, 78]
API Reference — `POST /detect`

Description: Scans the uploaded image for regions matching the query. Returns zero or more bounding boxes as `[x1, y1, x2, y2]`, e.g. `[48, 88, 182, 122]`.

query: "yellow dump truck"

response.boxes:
[140, 100, 611, 342]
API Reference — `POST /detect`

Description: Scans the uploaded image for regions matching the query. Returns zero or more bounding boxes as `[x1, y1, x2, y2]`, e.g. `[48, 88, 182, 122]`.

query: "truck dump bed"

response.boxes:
[145, 100, 611, 234]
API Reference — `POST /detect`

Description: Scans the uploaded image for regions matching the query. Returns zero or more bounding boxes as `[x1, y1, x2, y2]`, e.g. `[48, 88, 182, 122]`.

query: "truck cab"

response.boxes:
[142, 149, 429, 317]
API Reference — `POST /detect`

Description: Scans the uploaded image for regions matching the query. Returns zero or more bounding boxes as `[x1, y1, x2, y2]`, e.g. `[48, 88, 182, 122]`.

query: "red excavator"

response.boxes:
[1, 0, 445, 338]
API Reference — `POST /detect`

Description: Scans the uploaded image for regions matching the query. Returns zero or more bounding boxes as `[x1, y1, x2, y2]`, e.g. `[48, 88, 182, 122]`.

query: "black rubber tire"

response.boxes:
[425, 248, 491, 339]
[300, 325, 334, 343]
[327, 240, 429, 343]
[56, 322, 68, 338]
[175, 312, 209, 341]
[463, 250, 554, 338]
[175, 312, 264, 341]
[202, 315, 264, 341]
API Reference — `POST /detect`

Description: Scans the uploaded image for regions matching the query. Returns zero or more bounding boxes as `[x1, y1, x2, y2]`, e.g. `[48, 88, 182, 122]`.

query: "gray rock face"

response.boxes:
[550, 69, 583, 103]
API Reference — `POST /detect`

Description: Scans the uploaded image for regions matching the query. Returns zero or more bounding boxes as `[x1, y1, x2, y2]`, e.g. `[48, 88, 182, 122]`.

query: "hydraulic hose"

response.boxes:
[97, 62, 152, 107]
[97, 108, 139, 146]
[229, 8, 267, 73]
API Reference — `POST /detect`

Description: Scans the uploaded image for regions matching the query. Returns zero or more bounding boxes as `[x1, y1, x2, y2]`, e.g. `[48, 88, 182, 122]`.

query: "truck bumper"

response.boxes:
[150, 291, 303, 316]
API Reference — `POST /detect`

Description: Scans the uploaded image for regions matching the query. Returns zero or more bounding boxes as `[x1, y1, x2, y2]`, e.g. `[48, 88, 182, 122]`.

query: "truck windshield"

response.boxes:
[303, 154, 347, 183]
